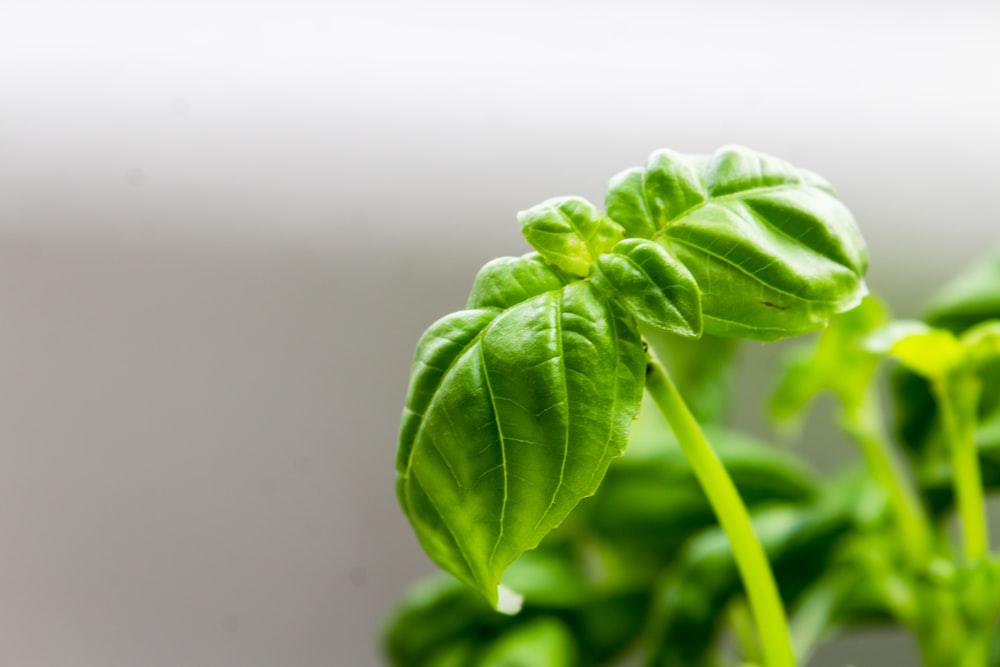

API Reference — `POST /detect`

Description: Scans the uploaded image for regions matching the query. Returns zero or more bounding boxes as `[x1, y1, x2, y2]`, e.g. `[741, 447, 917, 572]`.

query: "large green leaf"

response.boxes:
[397, 280, 646, 609]
[605, 146, 868, 341]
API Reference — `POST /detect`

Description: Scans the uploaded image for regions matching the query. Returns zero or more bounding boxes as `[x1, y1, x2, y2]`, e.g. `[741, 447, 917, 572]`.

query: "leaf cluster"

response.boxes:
[386, 146, 1000, 666]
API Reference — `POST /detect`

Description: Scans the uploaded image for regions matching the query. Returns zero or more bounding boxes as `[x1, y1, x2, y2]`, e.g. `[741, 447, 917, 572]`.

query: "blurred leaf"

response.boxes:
[921, 244, 1000, 333]
[890, 246, 1000, 515]
[587, 427, 819, 570]
[643, 329, 739, 424]
[478, 618, 577, 667]
[382, 573, 507, 667]
[644, 472, 867, 667]
[771, 296, 889, 427]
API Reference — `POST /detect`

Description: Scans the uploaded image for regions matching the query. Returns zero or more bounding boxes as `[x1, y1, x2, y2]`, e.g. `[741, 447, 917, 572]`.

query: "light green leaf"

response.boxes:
[922, 244, 1000, 333]
[397, 282, 646, 609]
[870, 321, 966, 380]
[592, 238, 702, 338]
[467, 253, 572, 310]
[518, 197, 625, 277]
[961, 320, 1000, 368]
[605, 145, 868, 341]
[479, 618, 578, 667]
[605, 149, 708, 239]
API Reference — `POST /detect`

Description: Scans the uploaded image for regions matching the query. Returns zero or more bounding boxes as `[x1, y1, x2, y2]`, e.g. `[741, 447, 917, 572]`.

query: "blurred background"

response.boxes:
[2, 1, 999, 665]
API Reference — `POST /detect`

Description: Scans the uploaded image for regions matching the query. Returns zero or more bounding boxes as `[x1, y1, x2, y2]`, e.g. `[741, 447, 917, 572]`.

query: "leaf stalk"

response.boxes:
[645, 355, 796, 667]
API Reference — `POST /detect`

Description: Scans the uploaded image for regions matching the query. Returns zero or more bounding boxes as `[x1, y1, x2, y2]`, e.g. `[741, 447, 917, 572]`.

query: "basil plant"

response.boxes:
[388, 147, 867, 664]
[387, 146, 1000, 666]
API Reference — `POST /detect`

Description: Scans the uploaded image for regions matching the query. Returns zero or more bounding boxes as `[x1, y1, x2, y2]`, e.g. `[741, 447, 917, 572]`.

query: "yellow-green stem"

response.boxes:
[934, 375, 988, 561]
[841, 386, 930, 562]
[645, 359, 796, 667]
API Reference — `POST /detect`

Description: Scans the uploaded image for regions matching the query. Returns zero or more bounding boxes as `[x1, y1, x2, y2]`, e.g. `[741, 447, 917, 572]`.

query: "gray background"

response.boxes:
[2, 1, 999, 665]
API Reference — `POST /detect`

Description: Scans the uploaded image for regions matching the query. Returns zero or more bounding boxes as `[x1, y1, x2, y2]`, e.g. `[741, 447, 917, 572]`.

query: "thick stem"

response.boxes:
[645, 359, 796, 667]
[934, 374, 988, 561]
[841, 386, 929, 561]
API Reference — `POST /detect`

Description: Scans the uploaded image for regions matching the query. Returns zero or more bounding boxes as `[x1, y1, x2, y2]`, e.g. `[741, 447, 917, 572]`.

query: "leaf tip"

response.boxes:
[495, 584, 524, 615]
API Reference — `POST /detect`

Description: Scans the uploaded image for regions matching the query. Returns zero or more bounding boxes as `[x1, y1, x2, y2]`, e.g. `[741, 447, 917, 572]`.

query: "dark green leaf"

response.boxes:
[518, 197, 625, 277]
[382, 573, 504, 666]
[605, 145, 868, 341]
[587, 427, 819, 569]
[644, 472, 865, 667]
[592, 238, 702, 338]
[922, 245, 1000, 333]
[397, 282, 646, 608]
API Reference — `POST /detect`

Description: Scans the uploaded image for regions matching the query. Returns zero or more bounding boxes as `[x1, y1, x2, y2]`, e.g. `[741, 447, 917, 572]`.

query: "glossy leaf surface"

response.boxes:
[592, 238, 702, 338]
[397, 281, 646, 608]
[467, 253, 572, 310]
[605, 146, 868, 341]
[518, 197, 625, 277]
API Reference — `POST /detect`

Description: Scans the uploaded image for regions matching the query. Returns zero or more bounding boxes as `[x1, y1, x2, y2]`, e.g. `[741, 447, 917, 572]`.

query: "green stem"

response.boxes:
[934, 374, 988, 561]
[841, 386, 929, 561]
[645, 359, 796, 667]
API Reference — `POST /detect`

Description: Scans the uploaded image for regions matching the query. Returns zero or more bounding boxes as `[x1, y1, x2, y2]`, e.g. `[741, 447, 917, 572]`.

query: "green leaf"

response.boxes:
[962, 321, 1000, 368]
[605, 145, 868, 341]
[878, 324, 966, 381]
[645, 472, 866, 667]
[588, 427, 819, 567]
[479, 618, 578, 667]
[922, 244, 1000, 333]
[592, 238, 702, 338]
[518, 197, 625, 277]
[605, 149, 708, 239]
[891, 246, 1000, 513]
[382, 573, 504, 667]
[467, 253, 572, 310]
[397, 281, 646, 609]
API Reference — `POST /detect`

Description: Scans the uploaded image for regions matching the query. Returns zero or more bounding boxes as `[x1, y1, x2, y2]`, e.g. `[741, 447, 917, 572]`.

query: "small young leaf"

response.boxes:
[605, 145, 868, 341]
[592, 238, 702, 338]
[961, 320, 1000, 368]
[467, 253, 572, 310]
[605, 149, 708, 239]
[892, 246, 1000, 514]
[397, 282, 646, 609]
[872, 323, 966, 381]
[518, 197, 625, 277]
